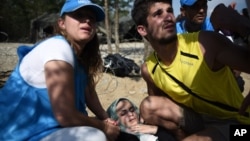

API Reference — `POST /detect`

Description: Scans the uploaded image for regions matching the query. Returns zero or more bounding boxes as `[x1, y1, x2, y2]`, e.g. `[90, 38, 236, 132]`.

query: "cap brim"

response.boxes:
[60, 3, 105, 22]
[84, 4, 105, 22]
[181, 0, 211, 6]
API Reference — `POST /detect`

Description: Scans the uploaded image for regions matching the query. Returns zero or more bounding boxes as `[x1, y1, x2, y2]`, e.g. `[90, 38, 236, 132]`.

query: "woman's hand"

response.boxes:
[104, 118, 118, 126]
[103, 121, 120, 141]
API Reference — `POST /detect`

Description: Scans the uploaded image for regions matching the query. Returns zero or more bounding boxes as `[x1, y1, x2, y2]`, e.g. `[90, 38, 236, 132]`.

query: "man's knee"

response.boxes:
[140, 96, 156, 118]
[140, 95, 171, 110]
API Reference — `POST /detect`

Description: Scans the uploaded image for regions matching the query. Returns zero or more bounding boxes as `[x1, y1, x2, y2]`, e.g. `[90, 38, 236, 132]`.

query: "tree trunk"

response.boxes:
[114, 0, 120, 53]
[104, 0, 112, 53]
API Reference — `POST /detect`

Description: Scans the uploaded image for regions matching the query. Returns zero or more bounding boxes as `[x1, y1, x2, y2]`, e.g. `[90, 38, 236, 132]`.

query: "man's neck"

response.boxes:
[151, 36, 178, 66]
[185, 21, 202, 32]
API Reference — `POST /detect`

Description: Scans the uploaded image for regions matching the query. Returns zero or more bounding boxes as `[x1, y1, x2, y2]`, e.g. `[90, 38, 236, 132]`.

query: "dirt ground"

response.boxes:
[241, 73, 250, 97]
[88, 72, 250, 116]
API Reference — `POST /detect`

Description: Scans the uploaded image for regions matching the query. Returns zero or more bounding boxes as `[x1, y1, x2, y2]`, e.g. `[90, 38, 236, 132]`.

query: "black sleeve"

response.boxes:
[116, 131, 139, 141]
[155, 126, 177, 141]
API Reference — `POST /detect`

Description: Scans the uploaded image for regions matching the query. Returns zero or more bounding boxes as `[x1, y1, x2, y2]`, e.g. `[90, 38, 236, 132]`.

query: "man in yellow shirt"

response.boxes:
[131, 0, 250, 140]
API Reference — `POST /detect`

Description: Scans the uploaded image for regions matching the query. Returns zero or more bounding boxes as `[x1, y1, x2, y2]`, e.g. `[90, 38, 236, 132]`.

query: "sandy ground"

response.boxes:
[93, 74, 148, 113]
[89, 71, 250, 116]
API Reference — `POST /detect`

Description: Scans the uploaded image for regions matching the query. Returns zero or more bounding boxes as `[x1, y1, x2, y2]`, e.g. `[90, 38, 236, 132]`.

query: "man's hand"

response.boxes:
[211, 3, 250, 37]
[229, 2, 236, 9]
[211, 3, 240, 32]
[239, 91, 250, 116]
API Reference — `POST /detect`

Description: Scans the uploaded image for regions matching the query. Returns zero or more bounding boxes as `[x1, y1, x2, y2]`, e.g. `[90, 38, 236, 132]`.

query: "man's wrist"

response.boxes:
[237, 18, 250, 37]
[243, 32, 250, 45]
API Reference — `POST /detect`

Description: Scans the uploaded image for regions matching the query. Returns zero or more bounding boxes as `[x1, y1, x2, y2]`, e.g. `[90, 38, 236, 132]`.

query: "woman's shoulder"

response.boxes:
[34, 35, 72, 54]
[39, 35, 69, 47]
[32, 35, 74, 65]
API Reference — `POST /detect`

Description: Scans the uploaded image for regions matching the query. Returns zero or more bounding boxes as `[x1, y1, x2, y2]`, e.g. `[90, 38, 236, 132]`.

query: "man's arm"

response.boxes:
[199, 30, 250, 73]
[199, 3, 250, 74]
[211, 3, 250, 43]
[210, 3, 250, 115]
[239, 91, 250, 115]
[141, 63, 167, 96]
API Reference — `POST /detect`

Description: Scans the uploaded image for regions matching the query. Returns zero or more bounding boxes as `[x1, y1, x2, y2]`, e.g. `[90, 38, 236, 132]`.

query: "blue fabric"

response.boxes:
[176, 17, 214, 33]
[180, 0, 197, 6]
[180, 0, 212, 6]
[60, 0, 105, 22]
[0, 36, 88, 140]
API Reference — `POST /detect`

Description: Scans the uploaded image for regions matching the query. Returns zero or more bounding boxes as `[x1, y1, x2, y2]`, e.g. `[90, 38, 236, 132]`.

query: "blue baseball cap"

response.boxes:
[60, 0, 105, 22]
[180, 0, 211, 6]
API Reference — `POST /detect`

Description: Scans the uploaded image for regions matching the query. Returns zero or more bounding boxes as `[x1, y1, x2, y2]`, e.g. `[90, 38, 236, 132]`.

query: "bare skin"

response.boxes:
[134, 1, 250, 141]
[45, 7, 120, 141]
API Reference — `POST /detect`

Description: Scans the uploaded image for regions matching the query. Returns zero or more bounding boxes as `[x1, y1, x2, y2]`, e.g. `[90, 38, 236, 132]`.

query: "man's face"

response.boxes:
[183, 0, 208, 25]
[142, 2, 176, 44]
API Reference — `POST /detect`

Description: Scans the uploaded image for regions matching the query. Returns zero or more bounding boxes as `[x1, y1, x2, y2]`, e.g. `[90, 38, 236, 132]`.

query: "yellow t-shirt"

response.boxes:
[146, 32, 250, 124]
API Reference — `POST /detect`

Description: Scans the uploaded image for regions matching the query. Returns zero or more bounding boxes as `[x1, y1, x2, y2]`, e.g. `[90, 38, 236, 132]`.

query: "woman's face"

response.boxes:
[59, 7, 97, 43]
[116, 100, 139, 127]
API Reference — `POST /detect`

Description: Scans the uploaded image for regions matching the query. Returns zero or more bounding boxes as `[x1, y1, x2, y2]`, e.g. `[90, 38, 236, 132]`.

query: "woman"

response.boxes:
[107, 98, 176, 141]
[0, 0, 119, 141]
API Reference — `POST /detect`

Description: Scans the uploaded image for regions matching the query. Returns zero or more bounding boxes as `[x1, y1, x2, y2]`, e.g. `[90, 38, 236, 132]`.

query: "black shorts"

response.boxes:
[179, 106, 205, 134]
[179, 105, 239, 141]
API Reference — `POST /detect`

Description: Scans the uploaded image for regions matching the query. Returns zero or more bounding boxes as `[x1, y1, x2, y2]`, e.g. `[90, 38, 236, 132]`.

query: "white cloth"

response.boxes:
[219, 30, 234, 42]
[41, 126, 106, 141]
[139, 134, 158, 141]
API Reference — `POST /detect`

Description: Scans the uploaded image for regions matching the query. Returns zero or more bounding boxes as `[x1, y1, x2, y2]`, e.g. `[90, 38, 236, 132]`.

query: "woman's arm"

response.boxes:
[85, 83, 117, 125]
[45, 60, 119, 140]
[45, 60, 103, 127]
[85, 83, 109, 120]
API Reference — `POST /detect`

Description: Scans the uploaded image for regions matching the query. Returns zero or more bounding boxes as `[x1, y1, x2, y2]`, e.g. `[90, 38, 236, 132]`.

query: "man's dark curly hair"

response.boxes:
[131, 0, 172, 27]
